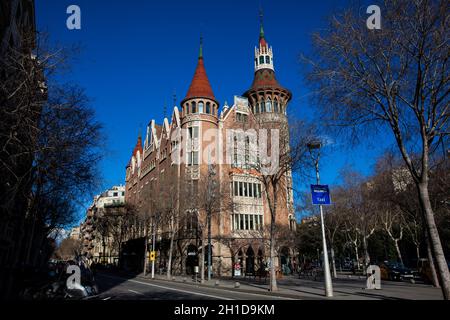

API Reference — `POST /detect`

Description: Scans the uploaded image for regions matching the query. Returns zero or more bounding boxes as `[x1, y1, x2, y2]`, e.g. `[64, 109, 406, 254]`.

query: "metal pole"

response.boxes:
[315, 157, 334, 297]
[207, 213, 212, 281]
[143, 219, 148, 277]
[151, 218, 156, 279]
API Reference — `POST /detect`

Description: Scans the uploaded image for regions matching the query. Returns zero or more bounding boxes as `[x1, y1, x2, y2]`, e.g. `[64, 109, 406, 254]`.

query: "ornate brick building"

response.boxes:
[125, 20, 297, 277]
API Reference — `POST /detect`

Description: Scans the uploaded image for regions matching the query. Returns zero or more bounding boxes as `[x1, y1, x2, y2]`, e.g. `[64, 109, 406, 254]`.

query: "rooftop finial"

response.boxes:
[199, 33, 203, 59]
[259, 6, 264, 39]
[172, 90, 177, 107]
[163, 100, 167, 119]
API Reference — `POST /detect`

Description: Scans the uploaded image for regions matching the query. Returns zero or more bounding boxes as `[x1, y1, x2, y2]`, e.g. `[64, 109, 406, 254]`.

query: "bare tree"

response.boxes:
[380, 207, 406, 265]
[304, 0, 450, 299]
[340, 169, 379, 268]
[196, 163, 233, 281]
[1, 33, 102, 298]
[246, 119, 316, 291]
[155, 167, 182, 280]
[55, 237, 82, 261]
[374, 152, 441, 286]
[325, 188, 346, 277]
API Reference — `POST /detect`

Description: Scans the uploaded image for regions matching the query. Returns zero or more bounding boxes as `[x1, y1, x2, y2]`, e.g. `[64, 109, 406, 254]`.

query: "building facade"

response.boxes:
[69, 227, 81, 241]
[125, 21, 297, 277]
[80, 185, 126, 264]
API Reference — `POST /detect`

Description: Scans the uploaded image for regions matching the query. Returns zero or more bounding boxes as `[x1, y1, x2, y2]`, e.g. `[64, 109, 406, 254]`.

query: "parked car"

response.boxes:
[340, 258, 354, 271]
[21, 259, 98, 300]
[379, 261, 414, 282]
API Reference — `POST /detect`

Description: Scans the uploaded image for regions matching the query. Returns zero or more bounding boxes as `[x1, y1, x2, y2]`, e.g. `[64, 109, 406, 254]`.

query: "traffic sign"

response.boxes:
[149, 251, 156, 261]
[311, 184, 331, 205]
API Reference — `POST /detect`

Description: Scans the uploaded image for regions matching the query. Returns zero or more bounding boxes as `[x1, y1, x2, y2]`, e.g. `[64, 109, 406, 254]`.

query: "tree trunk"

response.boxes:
[200, 232, 205, 283]
[418, 183, 450, 299]
[207, 212, 212, 281]
[362, 236, 370, 268]
[354, 244, 360, 270]
[269, 183, 278, 292]
[178, 242, 185, 276]
[393, 240, 403, 265]
[330, 246, 337, 278]
[425, 228, 440, 288]
[143, 223, 148, 276]
[415, 243, 420, 265]
[167, 229, 175, 280]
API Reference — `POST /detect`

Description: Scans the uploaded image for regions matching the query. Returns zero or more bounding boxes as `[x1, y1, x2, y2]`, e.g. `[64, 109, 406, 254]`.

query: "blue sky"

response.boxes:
[36, 0, 391, 222]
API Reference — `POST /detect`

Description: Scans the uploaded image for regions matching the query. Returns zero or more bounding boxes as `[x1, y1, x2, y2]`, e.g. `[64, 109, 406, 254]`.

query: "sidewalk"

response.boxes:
[126, 272, 369, 300]
[121, 271, 442, 300]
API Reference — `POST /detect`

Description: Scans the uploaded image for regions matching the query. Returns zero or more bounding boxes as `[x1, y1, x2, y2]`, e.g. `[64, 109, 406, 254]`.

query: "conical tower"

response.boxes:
[180, 37, 219, 169]
[243, 12, 292, 123]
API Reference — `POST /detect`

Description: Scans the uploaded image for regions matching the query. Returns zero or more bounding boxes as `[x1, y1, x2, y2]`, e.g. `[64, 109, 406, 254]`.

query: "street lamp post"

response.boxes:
[308, 142, 334, 298]
[207, 212, 212, 281]
[151, 216, 156, 279]
[143, 215, 149, 277]
[207, 164, 216, 282]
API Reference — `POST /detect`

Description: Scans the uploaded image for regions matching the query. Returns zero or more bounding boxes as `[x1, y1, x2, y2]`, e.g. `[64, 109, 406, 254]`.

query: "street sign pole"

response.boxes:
[319, 202, 333, 296]
[314, 162, 334, 298]
[151, 219, 156, 280]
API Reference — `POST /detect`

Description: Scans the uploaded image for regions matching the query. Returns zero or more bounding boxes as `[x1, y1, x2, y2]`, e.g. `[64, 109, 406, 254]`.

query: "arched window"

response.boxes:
[255, 103, 259, 114]
[186, 211, 198, 231]
[260, 101, 265, 113]
[265, 56, 270, 64]
[198, 101, 204, 113]
[274, 100, 279, 113]
[266, 100, 272, 112]
[206, 102, 211, 114]
[191, 102, 197, 113]
[259, 56, 264, 64]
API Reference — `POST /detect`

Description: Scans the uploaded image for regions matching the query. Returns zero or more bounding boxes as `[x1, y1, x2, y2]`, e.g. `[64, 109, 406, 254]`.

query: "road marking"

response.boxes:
[100, 274, 233, 300]
[128, 279, 234, 300]
[128, 289, 144, 295]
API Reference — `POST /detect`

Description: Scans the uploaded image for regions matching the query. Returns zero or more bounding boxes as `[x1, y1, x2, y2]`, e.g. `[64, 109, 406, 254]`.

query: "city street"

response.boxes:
[94, 272, 443, 300]
[2, 0, 448, 304]
[95, 273, 295, 300]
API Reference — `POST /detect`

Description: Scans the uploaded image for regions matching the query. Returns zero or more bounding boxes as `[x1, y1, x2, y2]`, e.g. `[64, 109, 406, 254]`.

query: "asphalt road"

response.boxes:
[95, 273, 296, 300]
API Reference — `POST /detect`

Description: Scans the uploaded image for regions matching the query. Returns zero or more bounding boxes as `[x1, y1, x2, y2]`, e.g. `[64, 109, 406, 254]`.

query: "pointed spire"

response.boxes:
[133, 127, 143, 157]
[183, 36, 216, 102]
